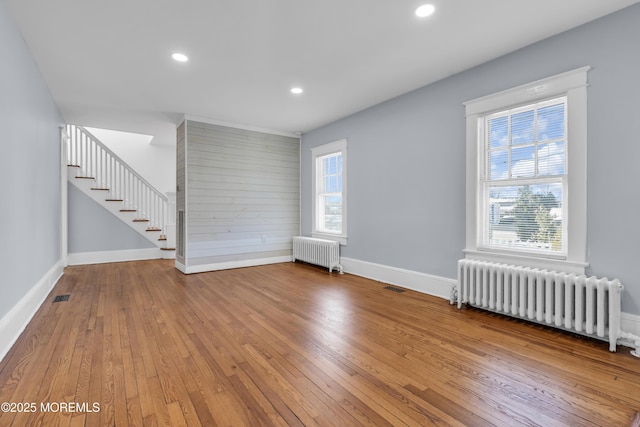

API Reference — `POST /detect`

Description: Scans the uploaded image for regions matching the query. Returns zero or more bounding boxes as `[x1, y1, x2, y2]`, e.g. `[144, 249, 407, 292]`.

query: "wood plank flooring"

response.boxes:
[1, 259, 640, 426]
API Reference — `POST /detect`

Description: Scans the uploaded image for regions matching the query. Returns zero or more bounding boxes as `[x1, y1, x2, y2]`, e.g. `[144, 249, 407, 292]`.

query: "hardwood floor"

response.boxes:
[1, 260, 639, 426]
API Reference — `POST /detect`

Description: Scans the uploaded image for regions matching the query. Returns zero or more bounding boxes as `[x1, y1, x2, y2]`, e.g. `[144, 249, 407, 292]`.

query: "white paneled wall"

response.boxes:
[176, 122, 186, 264]
[177, 120, 300, 272]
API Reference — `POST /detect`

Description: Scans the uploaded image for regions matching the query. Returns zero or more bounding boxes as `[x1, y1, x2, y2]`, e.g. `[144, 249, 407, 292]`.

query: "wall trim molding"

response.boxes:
[340, 257, 456, 300]
[68, 248, 174, 265]
[178, 256, 293, 274]
[0, 260, 64, 363]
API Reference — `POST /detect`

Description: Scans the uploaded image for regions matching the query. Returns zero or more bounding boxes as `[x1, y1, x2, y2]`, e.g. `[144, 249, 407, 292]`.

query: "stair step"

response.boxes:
[67, 164, 81, 168]
[75, 176, 95, 180]
[120, 209, 137, 212]
[161, 247, 176, 251]
[105, 199, 124, 202]
[158, 236, 167, 241]
[91, 188, 110, 191]
[133, 219, 150, 222]
[146, 227, 162, 232]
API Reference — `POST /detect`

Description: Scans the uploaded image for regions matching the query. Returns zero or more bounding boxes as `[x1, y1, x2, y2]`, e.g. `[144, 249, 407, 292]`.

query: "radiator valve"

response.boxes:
[449, 285, 458, 305]
[618, 331, 640, 357]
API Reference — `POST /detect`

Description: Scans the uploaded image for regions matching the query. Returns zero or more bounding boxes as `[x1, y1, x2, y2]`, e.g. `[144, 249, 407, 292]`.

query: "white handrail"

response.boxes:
[66, 125, 168, 234]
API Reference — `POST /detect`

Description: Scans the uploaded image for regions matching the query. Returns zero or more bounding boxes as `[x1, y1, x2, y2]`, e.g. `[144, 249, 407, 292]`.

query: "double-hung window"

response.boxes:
[464, 67, 589, 273]
[484, 97, 567, 254]
[311, 139, 347, 244]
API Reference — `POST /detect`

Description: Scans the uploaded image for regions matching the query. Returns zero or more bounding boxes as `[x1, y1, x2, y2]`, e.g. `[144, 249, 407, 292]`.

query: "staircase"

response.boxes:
[66, 125, 175, 253]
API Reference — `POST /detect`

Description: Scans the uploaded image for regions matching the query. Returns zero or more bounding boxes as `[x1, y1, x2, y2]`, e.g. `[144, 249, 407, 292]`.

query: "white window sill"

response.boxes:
[311, 232, 348, 246]
[463, 249, 588, 275]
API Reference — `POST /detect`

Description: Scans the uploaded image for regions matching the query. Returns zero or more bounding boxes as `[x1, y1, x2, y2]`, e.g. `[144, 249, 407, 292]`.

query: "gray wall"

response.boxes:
[301, 4, 640, 314]
[0, 1, 63, 319]
[67, 184, 155, 253]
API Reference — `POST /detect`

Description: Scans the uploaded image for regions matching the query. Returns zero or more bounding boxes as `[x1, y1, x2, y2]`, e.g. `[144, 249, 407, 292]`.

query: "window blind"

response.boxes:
[483, 97, 567, 254]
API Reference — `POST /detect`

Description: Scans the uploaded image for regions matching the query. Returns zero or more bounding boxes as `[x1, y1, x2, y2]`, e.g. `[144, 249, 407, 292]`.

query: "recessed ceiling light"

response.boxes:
[415, 4, 435, 18]
[172, 53, 188, 62]
[291, 87, 303, 94]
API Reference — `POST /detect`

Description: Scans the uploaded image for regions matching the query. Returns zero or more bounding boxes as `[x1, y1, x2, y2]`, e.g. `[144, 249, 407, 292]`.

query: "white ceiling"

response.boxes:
[6, 0, 639, 145]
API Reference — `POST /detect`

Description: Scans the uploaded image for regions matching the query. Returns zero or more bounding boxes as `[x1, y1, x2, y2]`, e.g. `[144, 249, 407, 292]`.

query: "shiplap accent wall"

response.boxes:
[177, 120, 300, 272]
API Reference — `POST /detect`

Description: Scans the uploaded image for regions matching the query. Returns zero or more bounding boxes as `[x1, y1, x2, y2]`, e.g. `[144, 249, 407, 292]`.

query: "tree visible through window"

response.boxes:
[318, 152, 343, 233]
[483, 97, 566, 254]
[311, 139, 347, 244]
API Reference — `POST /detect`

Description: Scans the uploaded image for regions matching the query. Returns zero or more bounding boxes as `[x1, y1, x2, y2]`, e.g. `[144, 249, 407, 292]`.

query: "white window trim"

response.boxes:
[463, 67, 589, 274]
[311, 139, 348, 245]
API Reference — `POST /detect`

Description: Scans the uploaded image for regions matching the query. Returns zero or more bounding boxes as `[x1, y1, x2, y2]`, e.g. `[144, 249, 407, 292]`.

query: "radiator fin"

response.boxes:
[456, 259, 623, 352]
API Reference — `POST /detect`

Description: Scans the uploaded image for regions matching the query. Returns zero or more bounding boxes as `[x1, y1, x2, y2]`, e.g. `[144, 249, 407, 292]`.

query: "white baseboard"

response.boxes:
[175, 261, 187, 274]
[0, 260, 64, 363]
[67, 248, 174, 265]
[340, 257, 456, 300]
[621, 313, 640, 337]
[178, 256, 293, 274]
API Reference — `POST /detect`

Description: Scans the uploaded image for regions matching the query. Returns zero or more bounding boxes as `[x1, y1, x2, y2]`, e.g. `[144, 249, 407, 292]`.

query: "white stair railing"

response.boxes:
[66, 124, 168, 234]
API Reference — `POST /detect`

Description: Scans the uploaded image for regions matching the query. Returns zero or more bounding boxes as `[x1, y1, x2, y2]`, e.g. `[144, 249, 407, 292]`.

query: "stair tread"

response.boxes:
[69, 157, 166, 249]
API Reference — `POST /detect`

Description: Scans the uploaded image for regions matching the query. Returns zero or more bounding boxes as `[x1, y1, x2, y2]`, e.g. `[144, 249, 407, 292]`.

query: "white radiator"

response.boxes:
[456, 259, 623, 352]
[293, 236, 343, 274]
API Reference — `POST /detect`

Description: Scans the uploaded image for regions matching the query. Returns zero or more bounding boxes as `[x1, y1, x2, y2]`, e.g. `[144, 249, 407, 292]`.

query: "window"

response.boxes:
[483, 97, 566, 254]
[464, 67, 589, 273]
[312, 139, 347, 244]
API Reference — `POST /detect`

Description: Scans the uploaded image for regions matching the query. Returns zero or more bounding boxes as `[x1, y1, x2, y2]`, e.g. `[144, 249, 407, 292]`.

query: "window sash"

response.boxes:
[480, 177, 567, 256]
[485, 97, 567, 182]
[316, 152, 343, 234]
[480, 97, 568, 256]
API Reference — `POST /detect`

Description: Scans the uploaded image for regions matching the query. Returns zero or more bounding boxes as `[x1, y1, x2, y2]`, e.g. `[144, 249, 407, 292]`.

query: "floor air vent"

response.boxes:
[384, 286, 406, 293]
[53, 295, 70, 303]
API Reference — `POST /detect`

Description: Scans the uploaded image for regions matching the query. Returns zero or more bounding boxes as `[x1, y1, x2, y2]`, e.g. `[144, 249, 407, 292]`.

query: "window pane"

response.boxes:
[511, 145, 535, 178]
[538, 103, 565, 141]
[538, 142, 565, 176]
[489, 116, 508, 148]
[323, 195, 342, 232]
[511, 110, 535, 145]
[329, 156, 336, 174]
[489, 149, 508, 180]
[329, 176, 337, 192]
[487, 183, 563, 252]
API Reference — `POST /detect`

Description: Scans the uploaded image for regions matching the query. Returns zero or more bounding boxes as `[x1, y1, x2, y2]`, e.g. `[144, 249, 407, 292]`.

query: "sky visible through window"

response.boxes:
[320, 153, 343, 233]
[485, 98, 566, 252]
[487, 98, 565, 199]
